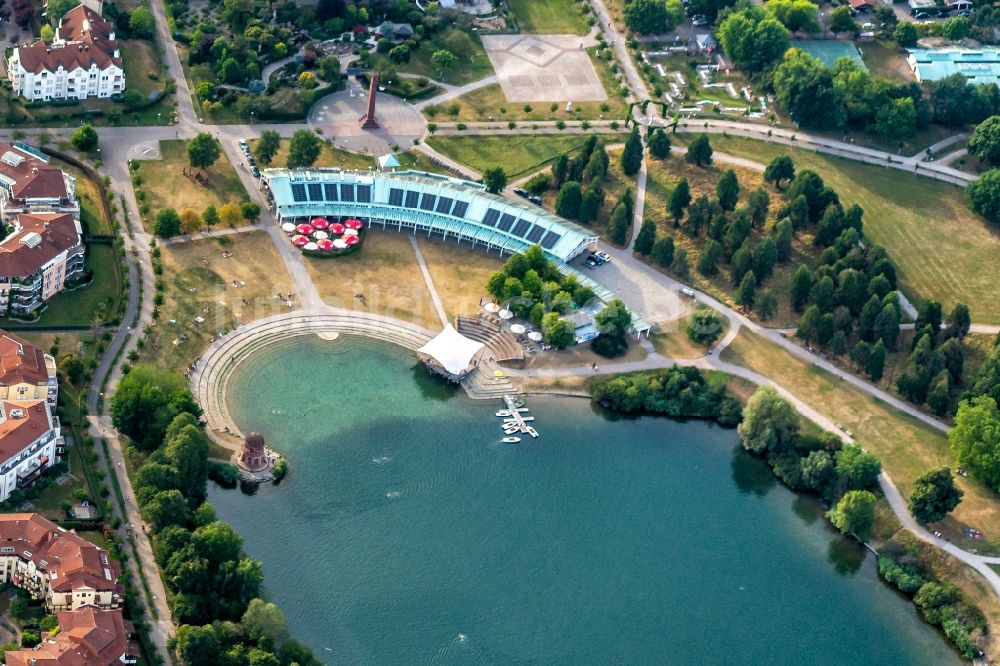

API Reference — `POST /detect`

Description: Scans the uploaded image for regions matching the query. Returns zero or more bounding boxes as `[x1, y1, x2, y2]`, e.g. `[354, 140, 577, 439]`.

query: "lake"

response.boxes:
[209, 335, 960, 665]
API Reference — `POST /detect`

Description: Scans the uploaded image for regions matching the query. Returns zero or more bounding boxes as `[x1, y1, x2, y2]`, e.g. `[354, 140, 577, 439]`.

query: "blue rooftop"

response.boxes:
[907, 48, 1000, 85]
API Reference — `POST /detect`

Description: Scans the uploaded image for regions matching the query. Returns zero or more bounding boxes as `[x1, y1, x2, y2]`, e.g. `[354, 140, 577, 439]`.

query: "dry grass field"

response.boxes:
[137, 232, 293, 374]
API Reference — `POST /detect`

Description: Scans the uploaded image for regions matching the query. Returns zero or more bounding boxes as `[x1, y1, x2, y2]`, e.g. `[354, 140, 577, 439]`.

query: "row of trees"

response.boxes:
[153, 200, 260, 238]
[878, 546, 985, 658]
[253, 129, 324, 169]
[111, 366, 321, 665]
[552, 134, 613, 226]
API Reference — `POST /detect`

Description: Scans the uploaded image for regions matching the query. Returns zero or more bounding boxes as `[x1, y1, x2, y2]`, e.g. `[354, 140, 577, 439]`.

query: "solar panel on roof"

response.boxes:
[511, 219, 531, 237]
[340, 184, 355, 202]
[324, 184, 339, 201]
[452, 200, 469, 218]
[308, 183, 323, 201]
[420, 193, 436, 211]
[291, 183, 307, 202]
[389, 188, 404, 206]
[540, 231, 561, 249]
[482, 209, 501, 227]
[357, 185, 371, 202]
[436, 196, 453, 214]
[497, 214, 516, 232]
[405, 191, 420, 208]
[525, 225, 545, 243]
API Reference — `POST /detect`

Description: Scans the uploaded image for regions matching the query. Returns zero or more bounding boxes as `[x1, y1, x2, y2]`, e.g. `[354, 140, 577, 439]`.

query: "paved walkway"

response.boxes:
[261, 56, 295, 87]
[414, 74, 499, 110]
[408, 236, 448, 327]
[161, 223, 262, 245]
[54, 0, 1000, 652]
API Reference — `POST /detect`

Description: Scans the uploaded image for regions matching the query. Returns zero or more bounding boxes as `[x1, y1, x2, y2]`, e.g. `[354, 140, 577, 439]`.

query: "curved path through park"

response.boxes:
[43, 0, 1000, 655]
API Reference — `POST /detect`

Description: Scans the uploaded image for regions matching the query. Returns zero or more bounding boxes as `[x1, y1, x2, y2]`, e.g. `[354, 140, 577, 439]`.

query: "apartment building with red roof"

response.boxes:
[7, 4, 124, 102]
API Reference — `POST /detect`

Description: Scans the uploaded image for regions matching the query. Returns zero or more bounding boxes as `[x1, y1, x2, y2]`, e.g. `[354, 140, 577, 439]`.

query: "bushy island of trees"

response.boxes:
[591, 366, 743, 425]
[111, 366, 321, 666]
[484, 244, 636, 357]
[593, 375, 985, 656]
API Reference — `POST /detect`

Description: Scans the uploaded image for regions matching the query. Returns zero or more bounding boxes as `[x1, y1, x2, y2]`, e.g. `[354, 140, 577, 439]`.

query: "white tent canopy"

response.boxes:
[417, 324, 485, 376]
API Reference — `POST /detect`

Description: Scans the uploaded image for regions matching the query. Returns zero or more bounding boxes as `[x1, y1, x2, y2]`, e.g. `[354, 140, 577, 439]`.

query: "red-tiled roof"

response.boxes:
[0, 331, 50, 389]
[0, 513, 120, 591]
[5, 607, 129, 666]
[0, 212, 81, 280]
[14, 39, 121, 75]
[57, 5, 114, 43]
[0, 400, 51, 464]
[0, 143, 68, 201]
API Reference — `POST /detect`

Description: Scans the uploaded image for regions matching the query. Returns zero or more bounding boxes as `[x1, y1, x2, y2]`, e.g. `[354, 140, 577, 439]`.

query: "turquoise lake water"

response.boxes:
[208, 335, 962, 665]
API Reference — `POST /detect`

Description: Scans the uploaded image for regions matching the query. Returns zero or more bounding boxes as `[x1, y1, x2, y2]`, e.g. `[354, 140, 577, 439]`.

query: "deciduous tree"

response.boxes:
[737, 386, 800, 454]
[909, 467, 964, 524]
[483, 167, 507, 194]
[828, 490, 877, 541]
[950, 396, 1000, 490]
[254, 130, 280, 165]
[187, 132, 221, 170]
[287, 129, 322, 168]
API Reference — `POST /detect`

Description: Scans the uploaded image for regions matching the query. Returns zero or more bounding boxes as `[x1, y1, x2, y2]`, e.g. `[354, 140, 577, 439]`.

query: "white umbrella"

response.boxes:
[281, 222, 296, 232]
[344, 228, 359, 237]
[499, 309, 513, 320]
[314, 230, 329, 239]
[484, 303, 499, 313]
[528, 331, 543, 341]
[510, 324, 526, 335]
[333, 238, 348, 249]
[304, 242, 318, 251]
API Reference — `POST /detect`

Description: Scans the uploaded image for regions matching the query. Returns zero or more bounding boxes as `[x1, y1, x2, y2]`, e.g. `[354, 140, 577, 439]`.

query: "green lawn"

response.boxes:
[368, 28, 493, 85]
[121, 38, 163, 100]
[508, 0, 591, 34]
[698, 135, 1000, 323]
[249, 138, 376, 170]
[426, 135, 590, 178]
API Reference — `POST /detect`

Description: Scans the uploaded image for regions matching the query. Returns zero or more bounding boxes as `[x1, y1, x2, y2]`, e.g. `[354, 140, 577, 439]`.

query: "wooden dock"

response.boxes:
[501, 394, 539, 438]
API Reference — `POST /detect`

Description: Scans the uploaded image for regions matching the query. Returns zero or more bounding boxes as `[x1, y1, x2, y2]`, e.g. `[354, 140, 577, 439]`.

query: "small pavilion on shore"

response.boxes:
[416, 324, 485, 382]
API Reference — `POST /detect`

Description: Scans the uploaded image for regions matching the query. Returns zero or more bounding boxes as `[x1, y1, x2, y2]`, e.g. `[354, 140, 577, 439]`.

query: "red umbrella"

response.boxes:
[329, 222, 346, 235]
[291, 235, 309, 247]
[316, 238, 335, 251]
[345, 234, 360, 246]
[295, 224, 314, 235]
[345, 219, 364, 230]
[311, 218, 329, 230]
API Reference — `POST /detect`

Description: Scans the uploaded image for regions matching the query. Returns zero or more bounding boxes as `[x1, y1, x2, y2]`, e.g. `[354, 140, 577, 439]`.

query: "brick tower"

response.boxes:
[360, 72, 380, 129]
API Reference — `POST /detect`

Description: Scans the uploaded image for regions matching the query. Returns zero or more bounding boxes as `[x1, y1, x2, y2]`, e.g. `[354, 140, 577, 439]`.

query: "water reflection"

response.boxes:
[792, 495, 823, 526]
[730, 446, 776, 497]
[827, 536, 867, 576]
[411, 363, 461, 401]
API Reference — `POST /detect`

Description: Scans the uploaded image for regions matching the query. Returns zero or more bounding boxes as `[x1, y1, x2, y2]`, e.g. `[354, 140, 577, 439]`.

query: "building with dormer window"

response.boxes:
[7, 4, 124, 102]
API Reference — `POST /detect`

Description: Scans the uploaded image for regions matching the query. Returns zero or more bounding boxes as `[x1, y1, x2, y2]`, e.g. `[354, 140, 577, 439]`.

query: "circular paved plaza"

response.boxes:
[309, 87, 426, 156]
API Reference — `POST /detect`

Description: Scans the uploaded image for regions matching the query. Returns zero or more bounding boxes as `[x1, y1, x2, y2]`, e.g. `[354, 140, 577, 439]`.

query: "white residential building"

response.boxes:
[7, 4, 124, 102]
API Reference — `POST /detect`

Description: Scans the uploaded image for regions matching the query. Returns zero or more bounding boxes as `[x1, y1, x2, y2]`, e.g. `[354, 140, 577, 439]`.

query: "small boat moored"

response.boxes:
[502, 436, 521, 443]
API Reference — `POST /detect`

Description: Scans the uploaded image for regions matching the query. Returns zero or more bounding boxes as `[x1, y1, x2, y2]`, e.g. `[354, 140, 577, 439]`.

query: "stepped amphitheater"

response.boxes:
[191, 308, 523, 450]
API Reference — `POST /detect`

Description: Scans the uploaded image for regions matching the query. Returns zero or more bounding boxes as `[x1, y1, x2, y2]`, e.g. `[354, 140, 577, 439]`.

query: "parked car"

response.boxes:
[250, 166, 260, 178]
[691, 14, 709, 25]
[594, 251, 612, 263]
[584, 258, 599, 269]
[513, 187, 528, 197]
[529, 195, 543, 205]
[247, 157, 256, 167]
